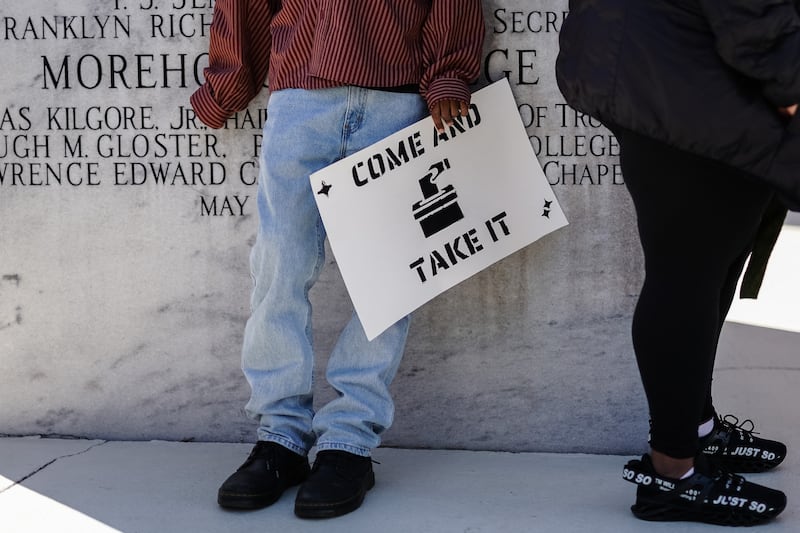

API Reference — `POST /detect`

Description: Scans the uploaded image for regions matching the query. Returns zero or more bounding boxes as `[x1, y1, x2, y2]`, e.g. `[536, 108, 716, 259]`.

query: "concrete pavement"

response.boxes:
[1, 431, 798, 533]
[1, 221, 798, 533]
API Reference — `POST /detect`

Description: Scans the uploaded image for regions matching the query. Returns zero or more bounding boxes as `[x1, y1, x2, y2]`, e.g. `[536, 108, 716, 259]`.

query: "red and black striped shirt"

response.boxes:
[191, 0, 485, 128]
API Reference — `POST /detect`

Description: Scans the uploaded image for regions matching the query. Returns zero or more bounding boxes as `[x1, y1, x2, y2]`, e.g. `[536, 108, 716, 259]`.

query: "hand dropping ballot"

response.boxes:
[311, 79, 568, 340]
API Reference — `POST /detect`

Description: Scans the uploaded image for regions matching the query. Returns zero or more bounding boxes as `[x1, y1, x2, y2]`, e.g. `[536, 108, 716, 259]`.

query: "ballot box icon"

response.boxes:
[412, 159, 464, 238]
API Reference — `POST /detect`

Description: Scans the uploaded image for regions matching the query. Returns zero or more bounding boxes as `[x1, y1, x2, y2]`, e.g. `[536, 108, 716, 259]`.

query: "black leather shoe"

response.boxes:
[217, 441, 310, 510]
[294, 450, 375, 519]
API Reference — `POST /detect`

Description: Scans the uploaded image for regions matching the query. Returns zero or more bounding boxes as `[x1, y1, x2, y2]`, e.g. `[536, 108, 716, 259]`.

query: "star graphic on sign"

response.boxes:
[542, 199, 553, 218]
[317, 181, 332, 196]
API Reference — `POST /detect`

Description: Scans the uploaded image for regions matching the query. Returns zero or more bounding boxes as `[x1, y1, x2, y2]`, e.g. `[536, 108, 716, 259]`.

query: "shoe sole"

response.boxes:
[631, 497, 786, 527]
[218, 474, 308, 510]
[218, 490, 283, 510]
[707, 454, 785, 474]
[294, 471, 376, 519]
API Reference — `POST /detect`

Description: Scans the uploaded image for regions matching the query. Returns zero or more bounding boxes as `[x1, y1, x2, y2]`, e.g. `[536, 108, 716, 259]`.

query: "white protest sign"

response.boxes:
[311, 79, 568, 340]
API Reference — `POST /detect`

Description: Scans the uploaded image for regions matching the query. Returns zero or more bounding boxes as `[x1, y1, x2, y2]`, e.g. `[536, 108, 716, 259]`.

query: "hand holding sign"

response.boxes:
[311, 79, 568, 340]
[430, 99, 471, 132]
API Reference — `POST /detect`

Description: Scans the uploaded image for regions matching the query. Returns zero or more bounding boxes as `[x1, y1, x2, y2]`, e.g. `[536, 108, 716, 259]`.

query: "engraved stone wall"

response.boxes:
[0, 1, 647, 453]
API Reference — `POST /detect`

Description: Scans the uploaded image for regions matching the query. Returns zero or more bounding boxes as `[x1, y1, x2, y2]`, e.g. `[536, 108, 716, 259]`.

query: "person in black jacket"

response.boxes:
[556, 0, 799, 526]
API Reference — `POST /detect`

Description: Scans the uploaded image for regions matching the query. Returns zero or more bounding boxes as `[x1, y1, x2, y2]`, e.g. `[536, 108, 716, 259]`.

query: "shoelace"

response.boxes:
[311, 452, 373, 479]
[242, 442, 277, 470]
[718, 415, 759, 443]
[714, 468, 745, 491]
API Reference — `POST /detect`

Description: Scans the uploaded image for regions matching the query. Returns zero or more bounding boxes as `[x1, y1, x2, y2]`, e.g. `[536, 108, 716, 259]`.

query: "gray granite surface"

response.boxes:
[4, 1, 648, 451]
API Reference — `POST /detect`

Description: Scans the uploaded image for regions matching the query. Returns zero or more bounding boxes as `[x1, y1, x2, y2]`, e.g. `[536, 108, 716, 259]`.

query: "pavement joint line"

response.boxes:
[0, 440, 109, 495]
[715, 366, 800, 372]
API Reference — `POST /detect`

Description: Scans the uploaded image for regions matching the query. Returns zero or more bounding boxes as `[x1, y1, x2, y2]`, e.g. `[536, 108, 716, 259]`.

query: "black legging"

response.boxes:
[617, 130, 774, 458]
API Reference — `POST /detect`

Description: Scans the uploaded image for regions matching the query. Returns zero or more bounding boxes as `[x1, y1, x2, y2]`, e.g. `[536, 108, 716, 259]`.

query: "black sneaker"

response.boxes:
[623, 454, 786, 526]
[217, 441, 310, 510]
[701, 414, 786, 473]
[294, 450, 375, 519]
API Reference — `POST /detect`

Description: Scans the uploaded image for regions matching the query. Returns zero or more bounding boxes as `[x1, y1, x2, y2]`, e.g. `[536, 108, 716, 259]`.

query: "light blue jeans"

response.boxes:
[242, 87, 428, 457]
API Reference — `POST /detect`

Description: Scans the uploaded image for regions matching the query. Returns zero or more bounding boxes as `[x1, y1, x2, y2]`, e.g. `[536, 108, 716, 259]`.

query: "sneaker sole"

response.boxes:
[631, 497, 786, 526]
[707, 454, 785, 474]
[294, 472, 376, 519]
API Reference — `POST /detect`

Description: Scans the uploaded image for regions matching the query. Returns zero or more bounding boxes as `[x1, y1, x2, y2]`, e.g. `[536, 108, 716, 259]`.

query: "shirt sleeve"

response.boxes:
[698, 0, 800, 107]
[190, 0, 274, 129]
[419, 0, 485, 109]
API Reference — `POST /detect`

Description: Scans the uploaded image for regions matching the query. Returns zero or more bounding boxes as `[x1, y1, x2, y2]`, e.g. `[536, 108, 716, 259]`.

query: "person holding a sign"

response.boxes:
[557, 0, 799, 527]
[190, 0, 484, 519]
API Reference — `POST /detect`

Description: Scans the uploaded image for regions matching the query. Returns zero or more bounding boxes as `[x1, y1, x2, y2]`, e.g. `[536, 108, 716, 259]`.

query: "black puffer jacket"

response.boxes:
[556, 0, 800, 209]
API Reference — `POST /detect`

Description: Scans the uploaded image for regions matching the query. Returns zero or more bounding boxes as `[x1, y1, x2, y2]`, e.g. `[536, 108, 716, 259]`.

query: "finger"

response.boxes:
[449, 100, 460, 119]
[459, 101, 470, 117]
[439, 103, 453, 127]
[431, 103, 445, 132]
[779, 104, 797, 117]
